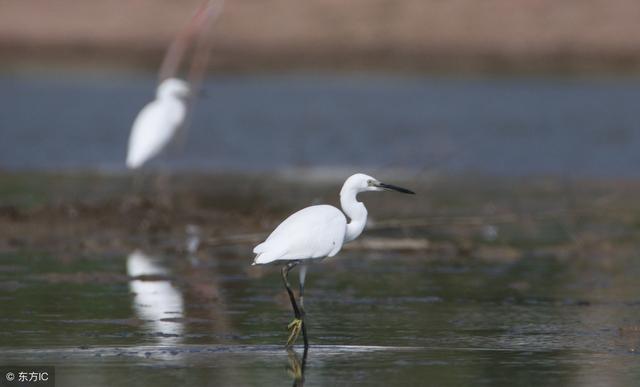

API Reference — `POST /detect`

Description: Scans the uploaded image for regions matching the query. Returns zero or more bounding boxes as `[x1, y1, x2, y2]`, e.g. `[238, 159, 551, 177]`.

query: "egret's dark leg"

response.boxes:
[282, 261, 301, 317]
[282, 261, 303, 347]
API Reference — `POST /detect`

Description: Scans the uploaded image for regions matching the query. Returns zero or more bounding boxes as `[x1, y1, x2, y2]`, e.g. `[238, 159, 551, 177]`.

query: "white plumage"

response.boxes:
[253, 173, 414, 266]
[253, 205, 347, 264]
[126, 78, 190, 169]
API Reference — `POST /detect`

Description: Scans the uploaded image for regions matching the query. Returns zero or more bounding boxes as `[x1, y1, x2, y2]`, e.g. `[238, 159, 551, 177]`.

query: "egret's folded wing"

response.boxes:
[252, 205, 347, 263]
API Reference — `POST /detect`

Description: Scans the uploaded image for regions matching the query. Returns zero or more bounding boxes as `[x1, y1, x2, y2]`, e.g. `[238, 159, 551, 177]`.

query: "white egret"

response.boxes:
[126, 0, 224, 169]
[252, 173, 415, 347]
[126, 78, 190, 169]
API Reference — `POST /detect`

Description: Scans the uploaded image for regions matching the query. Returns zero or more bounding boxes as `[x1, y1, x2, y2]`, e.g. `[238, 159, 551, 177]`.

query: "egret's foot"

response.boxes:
[286, 318, 303, 347]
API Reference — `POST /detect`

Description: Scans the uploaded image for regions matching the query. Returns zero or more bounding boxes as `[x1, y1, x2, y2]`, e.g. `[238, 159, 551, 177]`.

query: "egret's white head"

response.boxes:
[341, 173, 415, 195]
[156, 78, 190, 99]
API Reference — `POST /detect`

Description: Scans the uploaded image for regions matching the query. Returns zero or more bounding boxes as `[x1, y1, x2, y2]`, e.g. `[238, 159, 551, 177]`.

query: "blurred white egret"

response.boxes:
[126, 78, 190, 169]
[126, 0, 224, 169]
[252, 173, 415, 347]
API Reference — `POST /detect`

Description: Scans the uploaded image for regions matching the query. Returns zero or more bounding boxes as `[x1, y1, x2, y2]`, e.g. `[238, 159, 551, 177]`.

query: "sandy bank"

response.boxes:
[2, 1, 640, 74]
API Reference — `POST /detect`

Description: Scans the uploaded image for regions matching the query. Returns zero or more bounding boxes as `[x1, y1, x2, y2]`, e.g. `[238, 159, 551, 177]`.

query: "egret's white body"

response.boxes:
[252, 173, 414, 347]
[126, 78, 190, 169]
[252, 173, 407, 266]
[253, 205, 346, 264]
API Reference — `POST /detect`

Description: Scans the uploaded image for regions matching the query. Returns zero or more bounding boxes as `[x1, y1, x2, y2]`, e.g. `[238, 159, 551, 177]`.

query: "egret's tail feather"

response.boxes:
[252, 247, 287, 265]
[252, 242, 268, 265]
[253, 242, 266, 255]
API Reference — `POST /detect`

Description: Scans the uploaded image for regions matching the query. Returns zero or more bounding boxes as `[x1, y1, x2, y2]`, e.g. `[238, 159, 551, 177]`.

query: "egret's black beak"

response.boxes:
[377, 182, 415, 195]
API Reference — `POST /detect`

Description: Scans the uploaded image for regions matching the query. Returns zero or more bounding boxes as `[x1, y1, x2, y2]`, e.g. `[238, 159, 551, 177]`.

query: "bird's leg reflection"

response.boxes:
[286, 346, 309, 386]
[282, 261, 307, 347]
[298, 264, 309, 348]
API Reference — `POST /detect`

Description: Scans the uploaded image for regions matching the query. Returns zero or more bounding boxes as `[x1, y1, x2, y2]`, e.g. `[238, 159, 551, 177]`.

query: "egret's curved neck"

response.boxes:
[340, 186, 367, 243]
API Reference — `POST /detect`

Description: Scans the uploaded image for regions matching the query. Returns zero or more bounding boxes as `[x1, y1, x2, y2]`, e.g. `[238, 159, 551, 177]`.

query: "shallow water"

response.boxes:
[3, 75, 640, 177]
[1, 248, 638, 386]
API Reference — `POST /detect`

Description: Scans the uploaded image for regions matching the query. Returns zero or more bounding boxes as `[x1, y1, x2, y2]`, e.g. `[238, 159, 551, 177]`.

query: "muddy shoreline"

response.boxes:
[2, 171, 639, 264]
[5, 42, 640, 76]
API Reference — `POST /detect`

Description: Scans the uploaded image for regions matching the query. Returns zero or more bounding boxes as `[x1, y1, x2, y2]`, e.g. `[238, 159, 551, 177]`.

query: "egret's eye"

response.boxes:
[367, 179, 373, 185]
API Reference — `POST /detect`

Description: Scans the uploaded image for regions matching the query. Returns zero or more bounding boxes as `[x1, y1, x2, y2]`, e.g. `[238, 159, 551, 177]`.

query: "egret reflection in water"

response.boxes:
[127, 250, 185, 345]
